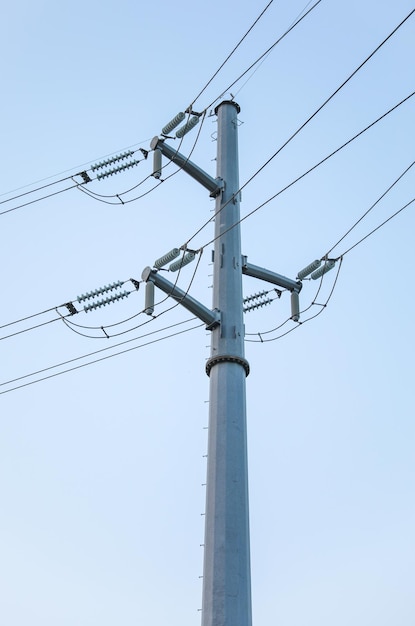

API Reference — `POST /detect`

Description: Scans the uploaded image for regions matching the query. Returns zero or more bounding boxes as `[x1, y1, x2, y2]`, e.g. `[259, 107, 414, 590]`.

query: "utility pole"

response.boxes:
[67, 96, 337, 626]
[143, 99, 306, 626]
[202, 100, 252, 626]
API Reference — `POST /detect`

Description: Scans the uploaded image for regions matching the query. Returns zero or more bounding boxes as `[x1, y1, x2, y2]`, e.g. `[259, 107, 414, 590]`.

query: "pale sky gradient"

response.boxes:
[1, 2, 414, 625]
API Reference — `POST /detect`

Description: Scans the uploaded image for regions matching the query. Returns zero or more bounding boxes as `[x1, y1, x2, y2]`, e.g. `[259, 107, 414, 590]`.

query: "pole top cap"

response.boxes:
[214, 100, 241, 115]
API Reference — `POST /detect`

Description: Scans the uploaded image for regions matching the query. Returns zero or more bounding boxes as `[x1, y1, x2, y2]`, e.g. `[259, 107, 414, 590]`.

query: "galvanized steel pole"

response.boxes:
[202, 101, 252, 626]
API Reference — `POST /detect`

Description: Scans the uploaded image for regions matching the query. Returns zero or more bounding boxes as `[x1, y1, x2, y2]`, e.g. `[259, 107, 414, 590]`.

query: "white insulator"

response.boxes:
[243, 290, 268, 304]
[291, 291, 300, 322]
[175, 116, 199, 138]
[243, 298, 272, 313]
[311, 259, 335, 280]
[154, 248, 180, 269]
[144, 282, 155, 315]
[297, 260, 321, 280]
[153, 148, 162, 179]
[169, 252, 195, 272]
[162, 112, 185, 135]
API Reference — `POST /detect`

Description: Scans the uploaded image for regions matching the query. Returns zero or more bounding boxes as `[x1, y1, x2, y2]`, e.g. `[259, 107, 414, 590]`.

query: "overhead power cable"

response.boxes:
[245, 163, 415, 343]
[0, 148, 148, 216]
[0, 2, 320, 217]
[0, 319, 204, 396]
[206, 0, 323, 110]
[60, 251, 204, 340]
[245, 258, 343, 343]
[227, 8, 415, 199]
[0, 183, 79, 217]
[0, 1, 323, 217]
[0, 278, 138, 341]
[325, 160, 415, 257]
[190, 0, 275, 107]
[1, 249, 204, 343]
[231, 0, 321, 100]
[0, 140, 150, 203]
[142, 8, 414, 251]
[0, 174, 75, 206]
[182, 9, 415, 249]
[192, 90, 415, 250]
[73, 111, 208, 206]
[0, 305, 61, 330]
[338, 197, 415, 258]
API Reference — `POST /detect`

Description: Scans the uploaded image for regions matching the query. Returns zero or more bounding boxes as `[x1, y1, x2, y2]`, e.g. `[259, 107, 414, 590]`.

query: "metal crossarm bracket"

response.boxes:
[242, 256, 302, 293]
[141, 266, 221, 329]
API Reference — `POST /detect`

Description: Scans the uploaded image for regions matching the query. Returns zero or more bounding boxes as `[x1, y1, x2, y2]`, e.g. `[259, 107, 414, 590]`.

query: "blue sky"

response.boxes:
[1, 2, 414, 625]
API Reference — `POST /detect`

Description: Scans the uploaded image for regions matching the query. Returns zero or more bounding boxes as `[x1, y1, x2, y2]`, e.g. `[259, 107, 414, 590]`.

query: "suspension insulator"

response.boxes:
[91, 150, 134, 171]
[77, 281, 123, 303]
[297, 260, 321, 280]
[83, 290, 129, 312]
[175, 116, 199, 138]
[311, 260, 335, 280]
[154, 248, 180, 269]
[162, 112, 185, 135]
[169, 252, 196, 272]
[96, 159, 141, 181]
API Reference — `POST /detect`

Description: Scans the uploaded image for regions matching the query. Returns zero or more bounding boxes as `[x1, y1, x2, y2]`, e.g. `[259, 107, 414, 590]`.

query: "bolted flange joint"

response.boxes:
[205, 354, 250, 377]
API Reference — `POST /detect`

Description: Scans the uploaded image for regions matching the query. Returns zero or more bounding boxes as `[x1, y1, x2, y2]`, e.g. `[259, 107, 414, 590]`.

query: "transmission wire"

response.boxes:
[338, 198, 415, 258]
[190, 0, 275, 107]
[217, 8, 415, 204]
[192, 91, 414, 251]
[0, 320, 204, 396]
[325, 160, 415, 257]
[246, 258, 343, 343]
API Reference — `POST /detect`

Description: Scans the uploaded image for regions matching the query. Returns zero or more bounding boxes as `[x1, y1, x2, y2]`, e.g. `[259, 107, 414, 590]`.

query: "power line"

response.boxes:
[246, 254, 337, 338]
[0, 183, 78, 217]
[72, 111, 209, 206]
[182, 9, 415, 248]
[232, 0, 322, 100]
[0, 2, 321, 217]
[192, 90, 414, 250]
[0, 140, 151, 201]
[0, 305, 61, 330]
[245, 258, 343, 343]
[338, 197, 415, 258]
[3, 5, 411, 223]
[2, 318, 198, 390]
[1, 251, 205, 342]
[325, 160, 415, 257]
[0, 319, 204, 396]
[240, 195, 415, 342]
[206, 0, 323, 110]
[0, 147, 151, 215]
[1, 7, 412, 387]
[0, 316, 68, 342]
[190, 0, 275, 107]
[243, 161, 415, 341]
[225, 8, 415, 201]
[2, 95, 412, 346]
[0, 279, 138, 340]
[0, 174, 74, 206]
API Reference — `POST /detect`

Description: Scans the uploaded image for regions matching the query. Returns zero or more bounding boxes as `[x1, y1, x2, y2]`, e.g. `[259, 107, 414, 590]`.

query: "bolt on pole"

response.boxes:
[202, 101, 252, 626]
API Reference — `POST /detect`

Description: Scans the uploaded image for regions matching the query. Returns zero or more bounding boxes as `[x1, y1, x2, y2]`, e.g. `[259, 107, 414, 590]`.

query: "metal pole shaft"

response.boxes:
[202, 101, 252, 626]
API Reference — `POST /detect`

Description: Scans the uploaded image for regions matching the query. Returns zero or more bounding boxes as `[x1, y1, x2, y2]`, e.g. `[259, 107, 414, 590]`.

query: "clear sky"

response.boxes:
[1, 1, 414, 625]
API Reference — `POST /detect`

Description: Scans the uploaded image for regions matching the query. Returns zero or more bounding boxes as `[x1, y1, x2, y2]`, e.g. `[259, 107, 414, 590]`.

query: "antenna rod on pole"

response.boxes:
[202, 101, 252, 626]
